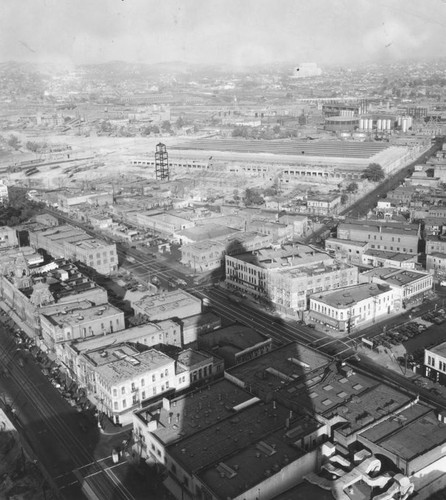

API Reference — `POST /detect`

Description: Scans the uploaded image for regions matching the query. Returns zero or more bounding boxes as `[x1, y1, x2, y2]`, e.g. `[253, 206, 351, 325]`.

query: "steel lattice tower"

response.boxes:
[155, 143, 169, 181]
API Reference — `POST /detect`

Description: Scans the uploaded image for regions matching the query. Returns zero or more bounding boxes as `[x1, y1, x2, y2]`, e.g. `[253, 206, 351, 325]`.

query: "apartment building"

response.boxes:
[225, 245, 358, 318]
[29, 224, 118, 275]
[308, 283, 399, 332]
[94, 346, 176, 425]
[337, 221, 420, 254]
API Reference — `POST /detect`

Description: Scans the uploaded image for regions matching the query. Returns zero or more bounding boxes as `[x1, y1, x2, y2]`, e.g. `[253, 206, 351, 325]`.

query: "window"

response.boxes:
[122, 399, 127, 408]
[152, 374, 156, 382]
[114, 402, 118, 410]
[121, 386, 125, 395]
[113, 388, 117, 397]
[141, 378, 145, 386]
[153, 387, 157, 395]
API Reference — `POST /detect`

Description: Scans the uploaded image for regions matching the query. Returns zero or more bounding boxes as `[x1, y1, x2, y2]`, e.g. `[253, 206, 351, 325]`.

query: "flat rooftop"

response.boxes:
[167, 399, 300, 473]
[200, 324, 269, 351]
[69, 320, 178, 354]
[197, 422, 319, 499]
[227, 342, 331, 393]
[133, 290, 201, 317]
[311, 283, 391, 308]
[94, 348, 173, 384]
[135, 378, 255, 445]
[363, 249, 417, 261]
[176, 349, 211, 368]
[42, 302, 122, 328]
[171, 138, 391, 159]
[232, 244, 330, 270]
[360, 404, 446, 461]
[326, 238, 368, 248]
[177, 223, 239, 242]
[276, 361, 413, 437]
[361, 267, 430, 286]
[339, 221, 419, 236]
[427, 340, 446, 357]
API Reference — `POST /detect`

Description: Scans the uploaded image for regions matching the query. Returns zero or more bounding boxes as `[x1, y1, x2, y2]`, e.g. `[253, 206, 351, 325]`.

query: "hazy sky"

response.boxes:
[1, 0, 445, 67]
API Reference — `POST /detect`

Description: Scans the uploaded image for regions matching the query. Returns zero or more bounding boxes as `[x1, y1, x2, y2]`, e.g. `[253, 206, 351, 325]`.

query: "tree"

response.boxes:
[346, 182, 359, 193]
[176, 116, 186, 128]
[161, 120, 172, 133]
[243, 188, 264, 206]
[26, 141, 39, 152]
[233, 189, 240, 202]
[341, 194, 349, 205]
[7, 135, 20, 150]
[361, 163, 385, 182]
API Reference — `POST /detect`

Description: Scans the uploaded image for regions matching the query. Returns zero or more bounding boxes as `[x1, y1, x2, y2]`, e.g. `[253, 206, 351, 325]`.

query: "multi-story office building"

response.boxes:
[29, 224, 118, 275]
[337, 221, 420, 254]
[225, 245, 358, 318]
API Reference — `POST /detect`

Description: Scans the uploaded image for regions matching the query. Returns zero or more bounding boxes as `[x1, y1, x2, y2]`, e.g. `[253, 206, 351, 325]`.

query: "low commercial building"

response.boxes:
[426, 252, 446, 276]
[358, 403, 446, 498]
[359, 267, 432, 307]
[425, 341, 446, 385]
[135, 212, 194, 237]
[308, 283, 400, 332]
[0, 226, 18, 248]
[174, 223, 240, 246]
[325, 238, 368, 266]
[63, 319, 182, 391]
[57, 190, 113, 212]
[29, 224, 118, 275]
[225, 245, 358, 318]
[361, 249, 418, 270]
[132, 379, 256, 466]
[177, 311, 222, 346]
[337, 221, 420, 254]
[40, 302, 125, 355]
[198, 324, 272, 368]
[132, 290, 202, 322]
[306, 193, 342, 216]
[180, 240, 226, 272]
[164, 398, 323, 500]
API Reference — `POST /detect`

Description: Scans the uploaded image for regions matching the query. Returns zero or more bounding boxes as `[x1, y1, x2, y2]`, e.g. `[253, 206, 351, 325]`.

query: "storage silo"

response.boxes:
[402, 118, 408, 133]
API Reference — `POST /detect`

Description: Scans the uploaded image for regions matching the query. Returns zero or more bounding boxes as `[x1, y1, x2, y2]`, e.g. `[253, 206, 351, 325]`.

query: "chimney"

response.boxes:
[168, 412, 173, 424]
